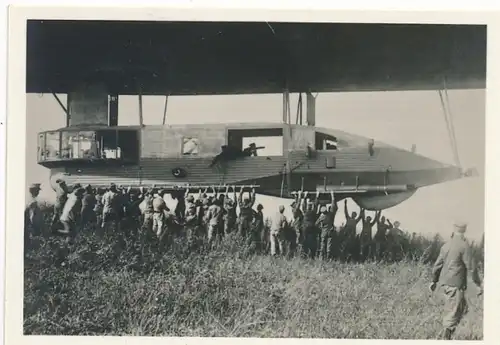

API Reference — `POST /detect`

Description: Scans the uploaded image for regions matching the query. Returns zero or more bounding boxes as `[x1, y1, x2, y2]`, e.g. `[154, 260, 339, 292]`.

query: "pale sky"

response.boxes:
[25, 90, 485, 240]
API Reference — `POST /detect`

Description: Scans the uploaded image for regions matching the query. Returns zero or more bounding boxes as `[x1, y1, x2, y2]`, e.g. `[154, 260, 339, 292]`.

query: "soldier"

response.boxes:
[386, 220, 405, 261]
[196, 188, 209, 234]
[58, 186, 85, 237]
[141, 187, 156, 233]
[152, 189, 169, 240]
[373, 214, 390, 261]
[124, 188, 145, 238]
[211, 187, 226, 240]
[359, 210, 379, 261]
[80, 184, 96, 229]
[223, 186, 237, 235]
[157, 193, 179, 249]
[25, 183, 43, 245]
[430, 221, 483, 340]
[290, 192, 304, 256]
[237, 187, 256, 238]
[184, 204, 200, 250]
[301, 191, 320, 259]
[315, 192, 337, 260]
[101, 183, 122, 235]
[270, 205, 287, 256]
[93, 187, 105, 229]
[206, 197, 224, 248]
[174, 189, 187, 222]
[341, 200, 363, 261]
[253, 203, 266, 253]
[51, 179, 69, 231]
[185, 190, 196, 215]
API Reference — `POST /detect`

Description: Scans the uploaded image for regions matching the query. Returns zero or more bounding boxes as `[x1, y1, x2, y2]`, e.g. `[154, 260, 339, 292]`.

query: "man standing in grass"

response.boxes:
[25, 183, 44, 246]
[101, 183, 121, 234]
[430, 220, 483, 340]
[50, 179, 69, 231]
[206, 197, 224, 248]
[58, 186, 85, 237]
[359, 210, 379, 261]
[301, 191, 320, 259]
[238, 187, 256, 238]
[290, 192, 304, 256]
[315, 192, 337, 260]
[223, 186, 238, 235]
[270, 205, 287, 256]
[341, 200, 363, 261]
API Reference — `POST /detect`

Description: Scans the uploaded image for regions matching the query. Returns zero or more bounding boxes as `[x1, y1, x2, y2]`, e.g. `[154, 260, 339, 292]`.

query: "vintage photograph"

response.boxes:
[22, 18, 485, 339]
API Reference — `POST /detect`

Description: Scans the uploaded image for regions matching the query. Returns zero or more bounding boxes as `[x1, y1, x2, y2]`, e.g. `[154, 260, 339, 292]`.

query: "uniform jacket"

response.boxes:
[432, 234, 482, 290]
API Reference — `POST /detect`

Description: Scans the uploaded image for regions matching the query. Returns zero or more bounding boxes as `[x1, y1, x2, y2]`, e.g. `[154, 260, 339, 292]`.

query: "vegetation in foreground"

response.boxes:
[23, 207, 484, 339]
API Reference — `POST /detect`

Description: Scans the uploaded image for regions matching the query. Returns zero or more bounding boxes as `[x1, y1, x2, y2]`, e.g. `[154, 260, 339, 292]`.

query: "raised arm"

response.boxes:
[371, 211, 380, 226]
[293, 192, 300, 212]
[356, 208, 364, 223]
[250, 188, 256, 207]
[238, 188, 244, 206]
[314, 191, 321, 215]
[387, 218, 393, 228]
[301, 191, 308, 213]
[344, 199, 350, 220]
[330, 192, 338, 214]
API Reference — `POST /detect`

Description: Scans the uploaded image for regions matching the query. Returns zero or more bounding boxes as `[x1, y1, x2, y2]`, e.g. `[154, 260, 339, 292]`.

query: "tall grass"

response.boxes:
[23, 205, 483, 339]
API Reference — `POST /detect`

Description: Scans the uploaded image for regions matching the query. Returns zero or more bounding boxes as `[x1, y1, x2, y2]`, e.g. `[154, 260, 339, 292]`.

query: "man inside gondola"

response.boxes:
[209, 142, 261, 167]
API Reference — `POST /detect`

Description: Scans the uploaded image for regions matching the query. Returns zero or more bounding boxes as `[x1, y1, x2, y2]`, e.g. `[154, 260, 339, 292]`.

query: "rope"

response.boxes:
[286, 91, 292, 125]
[438, 89, 461, 168]
[295, 93, 303, 125]
[162, 94, 169, 125]
[280, 164, 286, 198]
[443, 84, 462, 169]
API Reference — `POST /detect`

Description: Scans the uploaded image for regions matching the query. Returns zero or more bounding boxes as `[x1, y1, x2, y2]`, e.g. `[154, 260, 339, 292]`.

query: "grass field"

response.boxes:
[23, 208, 484, 339]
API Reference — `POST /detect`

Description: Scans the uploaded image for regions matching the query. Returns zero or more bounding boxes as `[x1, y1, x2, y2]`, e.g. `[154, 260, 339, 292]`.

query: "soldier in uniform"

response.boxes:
[270, 205, 287, 256]
[58, 186, 85, 237]
[101, 183, 121, 235]
[184, 204, 200, 251]
[25, 183, 43, 247]
[93, 187, 105, 230]
[206, 197, 224, 248]
[341, 200, 363, 261]
[51, 179, 69, 231]
[185, 191, 196, 215]
[237, 187, 256, 238]
[123, 188, 145, 239]
[80, 184, 96, 229]
[253, 203, 266, 253]
[315, 192, 337, 260]
[301, 191, 320, 259]
[152, 189, 169, 239]
[223, 187, 238, 235]
[430, 221, 483, 340]
[359, 210, 379, 261]
[386, 220, 405, 261]
[373, 214, 390, 261]
[290, 192, 304, 257]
